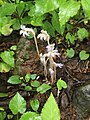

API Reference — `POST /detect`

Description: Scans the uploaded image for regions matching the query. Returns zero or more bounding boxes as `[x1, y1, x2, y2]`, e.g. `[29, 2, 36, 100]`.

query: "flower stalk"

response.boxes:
[20, 26, 63, 84]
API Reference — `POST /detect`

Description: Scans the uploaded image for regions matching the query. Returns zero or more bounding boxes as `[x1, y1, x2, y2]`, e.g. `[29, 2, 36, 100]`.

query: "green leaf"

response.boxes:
[13, 19, 20, 30]
[0, 107, 4, 111]
[0, 62, 10, 73]
[30, 74, 37, 80]
[0, 51, 15, 67]
[1, 24, 13, 36]
[0, 3, 16, 17]
[17, 2, 25, 17]
[66, 32, 76, 44]
[30, 15, 45, 26]
[0, 111, 6, 120]
[7, 114, 13, 119]
[37, 84, 51, 94]
[41, 93, 60, 120]
[57, 79, 67, 90]
[31, 80, 40, 88]
[51, 11, 61, 33]
[0, 93, 8, 98]
[30, 99, 39, 112]
[79, 50, 89, 60]
[77, 28, 88, 41]
[66, 48, 75, 58]
[20, 111, 41, 120]
[25, 74, 31, 82]
[10, 45, 17, 51]
[81, 0, 90, 18]
[21, 16, 31, 24]
[9, 92, 26, 115]
[25, 86, 32, 91]
[59, 0, 80, 27]
[0, 17, 8, 27]
[42, 21, 55, 37]
[30, 0, 59, 16]
[8, 75, 22, 84]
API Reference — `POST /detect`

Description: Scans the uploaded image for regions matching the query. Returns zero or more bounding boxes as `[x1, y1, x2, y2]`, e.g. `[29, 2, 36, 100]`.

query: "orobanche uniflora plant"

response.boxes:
[20, 25, 39, 56]
[20, 25, 63, 83]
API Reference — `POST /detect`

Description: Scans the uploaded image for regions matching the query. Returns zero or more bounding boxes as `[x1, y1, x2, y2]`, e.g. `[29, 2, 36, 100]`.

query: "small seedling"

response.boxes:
[79, 50, 89, 60]
[66, 48, 75, 58]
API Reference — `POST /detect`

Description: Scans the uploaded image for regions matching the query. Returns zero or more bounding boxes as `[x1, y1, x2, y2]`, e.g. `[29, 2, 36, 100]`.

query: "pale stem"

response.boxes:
[49, 55, 55, 83]
[57, 89, 60, 97]
[51, 73, 54, 84]
[47, 38, 50, 45]
[33, 34, 39, 56]
[44, 64, 48, 80]
[54, 64, 56, 82]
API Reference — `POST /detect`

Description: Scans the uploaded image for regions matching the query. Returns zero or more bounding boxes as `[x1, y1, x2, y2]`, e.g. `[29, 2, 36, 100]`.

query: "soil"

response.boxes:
[0, 31, 90, 120]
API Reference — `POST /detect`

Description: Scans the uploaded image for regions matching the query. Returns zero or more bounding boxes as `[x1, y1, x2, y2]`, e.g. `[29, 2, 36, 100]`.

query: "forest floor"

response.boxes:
[0, 31, 90, 120]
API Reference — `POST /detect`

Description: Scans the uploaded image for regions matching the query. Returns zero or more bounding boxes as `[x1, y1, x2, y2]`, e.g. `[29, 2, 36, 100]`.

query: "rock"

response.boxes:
[73, 84, 90, 120]
[14, 37, 45, 76]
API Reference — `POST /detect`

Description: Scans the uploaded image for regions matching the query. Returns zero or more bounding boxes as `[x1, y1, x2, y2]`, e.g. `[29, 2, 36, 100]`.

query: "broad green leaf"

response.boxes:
[79, 50, 89, 60]
[1, 24, 13, 36]
[25, 86, 32, 91]
[0, 62, 10, 73]
[25, 1, 34, 11]
[0, 3, 16, 17]
[66, 48, 75, 58]
[81, 0, 90, 18]
[0, 111, 6, 120]
[57, 79, 67, 90]
[0, 17, 8, 27]
[8, 75, 21, 84]
[20, 111, 41, 120]
[30, 15, 45, 26]
[12, 19, 20, 30]
[31, 80, 40, 88]
[0, 51, 15, 67]
[0, 93, 8, 98]
[37, 84, 51, 94]
[51, 11, 61, 33]
[42, 21, 55, 37]
[21, 16, 31, 24]
[59, 0, 80, 27]
[66, 32, 76, 44]
[30, 99, 39, 111]
[30, 74, 37, 80]
[77, 28, 88, 41]
[25, 74, 31, 82]
[29, 0, 59, 16]
[9, 92, 26, 115]
[41, 93, 60, 120]
[17, 2, 25, 17]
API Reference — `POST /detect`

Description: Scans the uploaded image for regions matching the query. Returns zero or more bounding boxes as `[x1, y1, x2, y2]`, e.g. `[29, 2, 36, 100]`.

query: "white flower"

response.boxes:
[45, 44, 60, 58]
[54, 62, 63, 68]
[37, 30, 50, 41]
[49, 68, 54, 75]
[40, 53, 46, 65]
[20, 25, 35, 37]
[46, 43, 55, 52]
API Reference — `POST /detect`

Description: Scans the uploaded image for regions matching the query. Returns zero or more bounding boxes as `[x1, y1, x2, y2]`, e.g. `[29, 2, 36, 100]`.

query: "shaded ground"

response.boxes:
[0, 31, 90, 120]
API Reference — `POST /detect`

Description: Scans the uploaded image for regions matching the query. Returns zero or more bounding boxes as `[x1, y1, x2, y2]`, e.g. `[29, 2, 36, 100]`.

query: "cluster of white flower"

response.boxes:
[37, 30, 63, 83]
[20, 25, 39, 55]
[20, 25, 35, 37]
[20, 25, 63, 83]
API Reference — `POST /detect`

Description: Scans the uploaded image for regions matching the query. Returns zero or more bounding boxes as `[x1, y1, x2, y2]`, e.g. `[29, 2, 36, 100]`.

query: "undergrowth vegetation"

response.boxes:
[0, 0, 90, 120]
